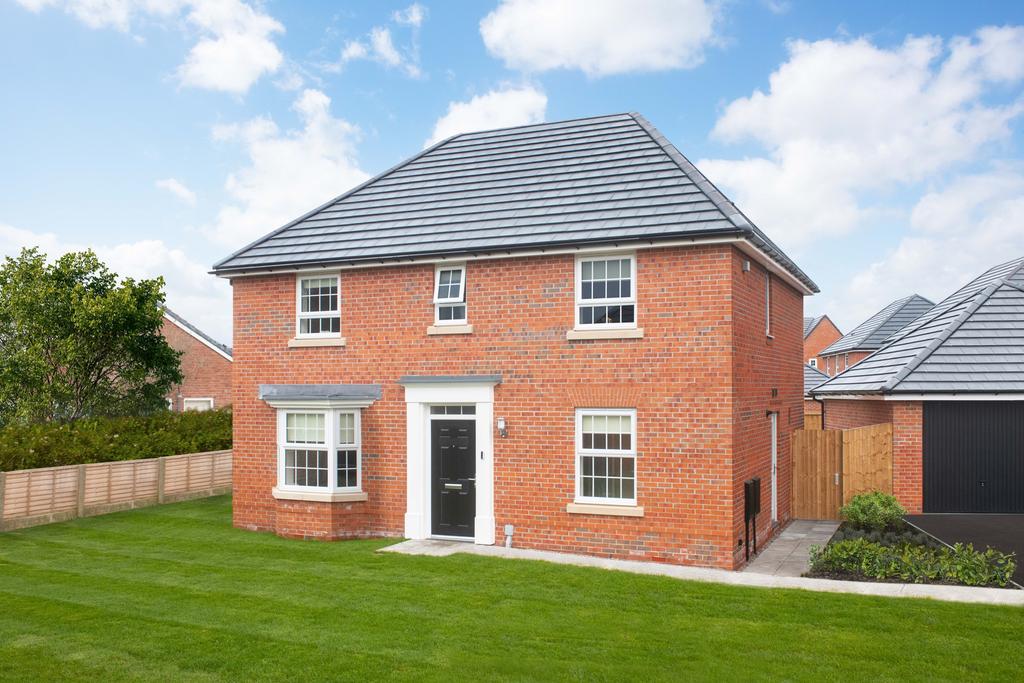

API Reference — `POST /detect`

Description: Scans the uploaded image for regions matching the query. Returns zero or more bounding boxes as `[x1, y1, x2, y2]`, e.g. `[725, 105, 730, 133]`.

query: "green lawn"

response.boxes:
[0, 498, 1021, 682]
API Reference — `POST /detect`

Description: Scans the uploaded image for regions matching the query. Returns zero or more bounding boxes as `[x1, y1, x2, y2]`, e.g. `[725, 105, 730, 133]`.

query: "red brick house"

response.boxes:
[803, 315, 842, 369]
[212, 113, 817, 569]
[817, 295, 933, 376]
[163, 308, 233, 412]
[812, 257, 1024, 514]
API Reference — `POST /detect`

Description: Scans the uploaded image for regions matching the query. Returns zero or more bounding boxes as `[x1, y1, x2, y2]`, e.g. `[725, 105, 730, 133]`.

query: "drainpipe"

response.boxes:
[814, 397, 826, 429]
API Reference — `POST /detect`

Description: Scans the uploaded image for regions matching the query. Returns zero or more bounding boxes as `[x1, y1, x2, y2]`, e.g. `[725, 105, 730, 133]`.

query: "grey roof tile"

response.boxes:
[813, 256, 1024, 395]
[804, 363, 830, 395]
[212, 113, 817, 292]
[819, 294, 934, 355]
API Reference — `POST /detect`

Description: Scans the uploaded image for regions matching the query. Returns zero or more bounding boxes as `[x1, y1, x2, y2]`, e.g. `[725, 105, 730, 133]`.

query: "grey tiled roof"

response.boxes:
[819, 295, 933, 355]
[813, 257, 1024, 395]
[804, 363, 830, 395]
[163, 307, 232, 358]
[803, 315, 822, 338]
[258, 384, 382, 401]
[211, 113, 817, 292]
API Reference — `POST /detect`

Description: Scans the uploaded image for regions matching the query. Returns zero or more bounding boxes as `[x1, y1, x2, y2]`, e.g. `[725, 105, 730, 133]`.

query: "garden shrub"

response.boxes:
[831, 524, 943, 550]
[840, 491, 907, 531]
[809, 537, 1017, 587]
[0, 408, 232, 472]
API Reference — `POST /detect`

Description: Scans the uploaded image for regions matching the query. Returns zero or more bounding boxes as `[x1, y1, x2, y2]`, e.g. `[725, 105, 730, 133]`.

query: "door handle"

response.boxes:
[444, 483, 463, 490]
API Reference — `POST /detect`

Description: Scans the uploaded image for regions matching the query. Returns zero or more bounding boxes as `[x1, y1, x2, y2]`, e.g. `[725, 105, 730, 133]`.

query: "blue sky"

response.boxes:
[3, 0, 1024, 343]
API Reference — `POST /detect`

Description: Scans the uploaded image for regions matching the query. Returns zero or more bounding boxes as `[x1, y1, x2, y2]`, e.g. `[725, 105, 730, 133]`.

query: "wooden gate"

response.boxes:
[791, 423, 893, 520]
[792, 429, 842, 519]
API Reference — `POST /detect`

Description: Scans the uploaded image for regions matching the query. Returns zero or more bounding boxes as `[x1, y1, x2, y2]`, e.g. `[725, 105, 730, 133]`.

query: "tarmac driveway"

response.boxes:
[905, 514, 1024, 584]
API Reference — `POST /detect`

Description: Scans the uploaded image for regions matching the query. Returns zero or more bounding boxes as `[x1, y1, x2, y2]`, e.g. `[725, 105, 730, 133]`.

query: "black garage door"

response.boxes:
[923, 402, 1024, 513]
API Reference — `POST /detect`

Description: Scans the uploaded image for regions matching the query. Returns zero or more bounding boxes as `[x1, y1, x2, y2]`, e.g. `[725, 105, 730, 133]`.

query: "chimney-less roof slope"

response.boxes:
[819, 295, 934, 355]
[804, 363, 830, 395]
[813, 256, 1024, 395]
[211, 113, 816, 292]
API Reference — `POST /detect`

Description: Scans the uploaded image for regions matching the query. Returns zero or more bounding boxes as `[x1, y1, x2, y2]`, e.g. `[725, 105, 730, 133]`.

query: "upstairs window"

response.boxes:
[297, 275, 340, 337]
[576, 255, 636, 328]
[576, 409, 637, 505]
[434, 265, 467, 325]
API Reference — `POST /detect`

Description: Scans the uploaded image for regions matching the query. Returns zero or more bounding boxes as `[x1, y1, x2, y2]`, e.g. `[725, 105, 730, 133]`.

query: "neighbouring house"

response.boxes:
[803, 315, 842, 368]
[212, 113, 817, 570]
[812, 256, 1024, 514]
[803, 363, 829, 425]
[817, 294, 933, 376]
[162, 308, 233, 412]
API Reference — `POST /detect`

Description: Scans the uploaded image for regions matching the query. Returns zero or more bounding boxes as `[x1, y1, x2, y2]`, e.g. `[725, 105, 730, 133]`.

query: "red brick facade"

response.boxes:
[822, 398, 924, 513]
[163, 316, 233, 411]
[230, 244, 805, 569]
[804, 316, 842, 366]
[819, 350, 871, 377]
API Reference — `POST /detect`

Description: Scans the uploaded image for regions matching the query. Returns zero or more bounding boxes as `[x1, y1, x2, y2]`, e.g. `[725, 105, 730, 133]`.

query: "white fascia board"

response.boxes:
[216, 236, 817, 297]
[165, 315, 233, 362]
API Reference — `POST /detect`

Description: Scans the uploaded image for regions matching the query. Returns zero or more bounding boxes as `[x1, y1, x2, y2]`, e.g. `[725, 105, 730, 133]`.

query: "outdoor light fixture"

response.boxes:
[497, 417, 508, 437]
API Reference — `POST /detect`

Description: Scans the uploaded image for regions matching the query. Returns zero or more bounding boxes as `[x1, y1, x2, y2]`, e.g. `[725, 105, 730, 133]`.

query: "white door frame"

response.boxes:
[769, 411, 778, 522]
[402, 380, 496, 545]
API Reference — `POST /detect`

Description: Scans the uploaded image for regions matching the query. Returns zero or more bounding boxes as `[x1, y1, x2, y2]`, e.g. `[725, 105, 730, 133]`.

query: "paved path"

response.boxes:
[742, 520, 839, 577]
[381, 537, 1024, 606]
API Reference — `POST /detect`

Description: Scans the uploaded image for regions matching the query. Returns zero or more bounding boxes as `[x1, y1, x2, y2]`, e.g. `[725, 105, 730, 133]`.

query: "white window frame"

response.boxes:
[276, 409, 362, 493]
[433, 264, 467, 325]
[182, 397, 214, 411]
[808, 358, 817, 368]
[765, 272, 772, 337]
[574, 408, 638, 506]
[295, 274, 341, 338]
[575, 254, 637, 330]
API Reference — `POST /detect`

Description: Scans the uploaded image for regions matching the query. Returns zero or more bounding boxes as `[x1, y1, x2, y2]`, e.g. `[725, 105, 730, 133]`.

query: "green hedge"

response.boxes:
[809, 537, 1017, 588]
[0, 409, 232, 472]
[840, 491, 907, 531]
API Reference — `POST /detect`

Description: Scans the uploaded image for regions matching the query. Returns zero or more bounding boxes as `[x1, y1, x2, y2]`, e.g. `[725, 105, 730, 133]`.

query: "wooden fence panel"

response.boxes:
[0, 450, 231, 531]
[842, 423, 893, 503]
[804, 414, 823, 430]
[792, 429, 843, 520]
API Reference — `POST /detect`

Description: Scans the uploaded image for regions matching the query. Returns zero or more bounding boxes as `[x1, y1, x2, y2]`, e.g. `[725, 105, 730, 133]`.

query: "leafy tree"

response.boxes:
[0, 248, 182, 424]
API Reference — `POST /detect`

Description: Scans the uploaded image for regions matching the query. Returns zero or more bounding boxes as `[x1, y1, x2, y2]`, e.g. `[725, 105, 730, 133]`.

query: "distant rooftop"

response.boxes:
[804, 363, 830, 396]
[813, 256, 1024, 395]
[211, 113, 817, 293]
[819, 295, 934, 355]
[163, 307, 232, 359]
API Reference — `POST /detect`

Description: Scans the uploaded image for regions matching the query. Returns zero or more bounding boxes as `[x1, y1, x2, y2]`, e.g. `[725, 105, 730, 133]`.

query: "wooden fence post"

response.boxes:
[0, 471, 6, 524]
[76, 464, 87, 518]
[157, 457, 166, 505]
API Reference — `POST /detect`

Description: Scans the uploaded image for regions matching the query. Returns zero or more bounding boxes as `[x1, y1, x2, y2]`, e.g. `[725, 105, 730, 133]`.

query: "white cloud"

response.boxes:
[14, 0, 284, 94]
[425, 84, 547, 147]
[392, 3, 426, 28]
[699, 27, 1024, 248]
[331, 6, 425, 77]
[834, 168, 1024, 330]
[204, 88, 369, 249]
[0, 222, 233, 343]
[155, 177, 197, 206]
[480, 0, 718, 77]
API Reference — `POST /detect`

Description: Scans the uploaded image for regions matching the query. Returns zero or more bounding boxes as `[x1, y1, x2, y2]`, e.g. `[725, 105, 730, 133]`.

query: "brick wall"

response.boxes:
[230, 243, 804, 569]
[730, 254, 803, 565]
[804, 317, 841, 364]
[823, 398, 891, 430]
[162, 318, 233, 411]
[819, 350, 871, 377]
[891, 402, 923, 513]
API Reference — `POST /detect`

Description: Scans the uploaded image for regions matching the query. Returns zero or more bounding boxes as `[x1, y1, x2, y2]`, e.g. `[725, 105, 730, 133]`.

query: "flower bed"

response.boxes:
[806, 492, 1017, 589]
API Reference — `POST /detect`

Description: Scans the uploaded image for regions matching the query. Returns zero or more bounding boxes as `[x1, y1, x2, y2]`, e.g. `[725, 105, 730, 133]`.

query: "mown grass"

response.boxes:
[0, 496, 1021, 682]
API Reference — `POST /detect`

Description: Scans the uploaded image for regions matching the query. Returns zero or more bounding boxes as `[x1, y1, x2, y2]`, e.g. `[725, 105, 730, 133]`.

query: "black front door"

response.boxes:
[431, 419, 476, 537]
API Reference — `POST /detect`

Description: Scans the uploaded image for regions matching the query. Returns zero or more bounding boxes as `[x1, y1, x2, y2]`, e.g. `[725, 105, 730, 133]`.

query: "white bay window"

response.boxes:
[275, 409, 363, 499]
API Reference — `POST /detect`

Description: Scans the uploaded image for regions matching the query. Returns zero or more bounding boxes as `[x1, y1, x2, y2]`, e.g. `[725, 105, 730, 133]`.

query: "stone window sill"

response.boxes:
[566, 328, 644, 341]
[272, 487, 367, 503]
[288, 337, 347, 348]
[566, 502, 644, 517]
[427, 324, 473, 335]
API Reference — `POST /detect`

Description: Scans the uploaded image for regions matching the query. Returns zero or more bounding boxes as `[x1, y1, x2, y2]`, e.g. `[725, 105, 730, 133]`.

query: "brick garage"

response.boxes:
[230, 245, 805, 569]
[163, 310, 233, 411]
